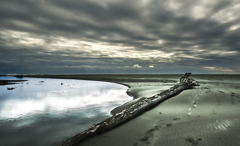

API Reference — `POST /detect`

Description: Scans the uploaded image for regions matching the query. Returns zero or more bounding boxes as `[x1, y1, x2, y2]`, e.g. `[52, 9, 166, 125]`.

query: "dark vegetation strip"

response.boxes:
[0, 80, 27, 86]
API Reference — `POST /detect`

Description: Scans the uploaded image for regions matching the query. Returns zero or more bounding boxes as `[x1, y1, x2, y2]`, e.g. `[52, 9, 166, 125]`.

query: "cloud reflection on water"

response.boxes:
[0, 77, 131, 146]
[0, 88, 129, 118]
[0, 77, 130, 119]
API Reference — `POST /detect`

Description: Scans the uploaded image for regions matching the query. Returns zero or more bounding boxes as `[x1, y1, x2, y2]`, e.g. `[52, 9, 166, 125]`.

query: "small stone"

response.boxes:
[166, 123, 173, 127]
[140, 136, 149, 142]
[173, 118, 180, 120]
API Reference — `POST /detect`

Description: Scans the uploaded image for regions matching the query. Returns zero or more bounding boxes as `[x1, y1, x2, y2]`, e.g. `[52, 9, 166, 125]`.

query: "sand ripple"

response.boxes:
[135, 117, 240, 146]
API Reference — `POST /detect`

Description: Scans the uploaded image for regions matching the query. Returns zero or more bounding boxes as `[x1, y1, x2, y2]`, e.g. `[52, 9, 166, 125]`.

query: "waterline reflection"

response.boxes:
[0, 76, 131, 146]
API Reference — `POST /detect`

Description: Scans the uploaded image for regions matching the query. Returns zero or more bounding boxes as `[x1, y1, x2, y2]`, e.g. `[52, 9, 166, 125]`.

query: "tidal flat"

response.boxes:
[2, 74, 240, 146]
[19, 74, 240, 146]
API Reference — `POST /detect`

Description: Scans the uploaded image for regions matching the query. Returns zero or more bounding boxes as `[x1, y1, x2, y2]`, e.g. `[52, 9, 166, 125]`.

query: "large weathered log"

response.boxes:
[62, 75, 199, 146]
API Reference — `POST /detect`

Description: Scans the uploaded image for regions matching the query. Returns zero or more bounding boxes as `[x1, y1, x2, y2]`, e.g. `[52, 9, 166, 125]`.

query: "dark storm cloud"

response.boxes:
[0, 0, 239, 74]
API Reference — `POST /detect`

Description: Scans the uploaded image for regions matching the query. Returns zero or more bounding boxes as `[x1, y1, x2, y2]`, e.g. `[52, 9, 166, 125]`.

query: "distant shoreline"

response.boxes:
[0, 80, 27, 86]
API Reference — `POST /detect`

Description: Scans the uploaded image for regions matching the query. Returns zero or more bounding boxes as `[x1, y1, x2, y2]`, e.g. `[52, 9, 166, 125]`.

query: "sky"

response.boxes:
[0, 0, 240, 74]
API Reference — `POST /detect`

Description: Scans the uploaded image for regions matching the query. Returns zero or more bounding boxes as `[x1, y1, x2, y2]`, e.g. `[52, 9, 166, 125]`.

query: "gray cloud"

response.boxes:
[0, 0, 239, 74]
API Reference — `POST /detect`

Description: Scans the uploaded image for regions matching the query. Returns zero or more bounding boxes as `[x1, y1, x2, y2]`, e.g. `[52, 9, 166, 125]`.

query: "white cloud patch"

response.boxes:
[133, 64, 142, 68]
[229, 24, 240, 31]
[149, 65, 154, 68]
[203, 67, 234, 73]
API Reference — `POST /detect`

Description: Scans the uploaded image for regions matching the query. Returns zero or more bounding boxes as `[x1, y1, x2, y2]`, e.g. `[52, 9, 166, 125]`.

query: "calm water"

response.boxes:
[0, 76, 131, 146]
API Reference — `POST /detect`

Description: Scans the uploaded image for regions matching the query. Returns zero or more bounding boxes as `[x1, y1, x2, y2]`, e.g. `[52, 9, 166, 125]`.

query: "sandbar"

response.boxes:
[21, 74, 240, 146]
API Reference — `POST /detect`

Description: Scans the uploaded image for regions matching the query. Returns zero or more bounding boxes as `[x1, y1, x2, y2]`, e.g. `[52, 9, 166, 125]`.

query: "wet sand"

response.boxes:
[22, 74, 240, 146]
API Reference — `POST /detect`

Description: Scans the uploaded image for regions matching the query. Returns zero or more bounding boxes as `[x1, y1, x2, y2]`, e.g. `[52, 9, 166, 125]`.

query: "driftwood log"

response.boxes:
[62, 74, 199, 146]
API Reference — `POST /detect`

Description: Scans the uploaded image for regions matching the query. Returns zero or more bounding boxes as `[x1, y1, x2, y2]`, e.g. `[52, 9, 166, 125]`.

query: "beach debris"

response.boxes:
[0, 80, 28, 86]
[7, 87, 15, 90]
[166, 123, 173, 127]
[62, 73, 200, 146]
[173, 118, 180, 120]
[184, 137, 202, 145]
[218, 90, 225, 94]
[140, 136, 150, 142]
[15, 74, 23, 78]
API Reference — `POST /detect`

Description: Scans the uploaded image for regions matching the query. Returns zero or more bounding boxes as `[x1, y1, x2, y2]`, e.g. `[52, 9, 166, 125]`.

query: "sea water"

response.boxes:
[0, 76, 131, 146]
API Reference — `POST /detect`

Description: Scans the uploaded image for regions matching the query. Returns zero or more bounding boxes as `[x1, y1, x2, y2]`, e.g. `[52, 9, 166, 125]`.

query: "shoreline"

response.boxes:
[5, 74, 240, 145]
[0, 80, 28, 86]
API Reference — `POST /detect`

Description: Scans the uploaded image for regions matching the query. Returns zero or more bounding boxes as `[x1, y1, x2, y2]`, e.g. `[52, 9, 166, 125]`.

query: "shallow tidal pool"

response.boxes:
[0, 76, 131, 146]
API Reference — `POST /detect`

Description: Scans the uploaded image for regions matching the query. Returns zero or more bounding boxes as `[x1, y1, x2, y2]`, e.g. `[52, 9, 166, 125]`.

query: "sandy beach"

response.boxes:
[22, 74, 240, 146]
